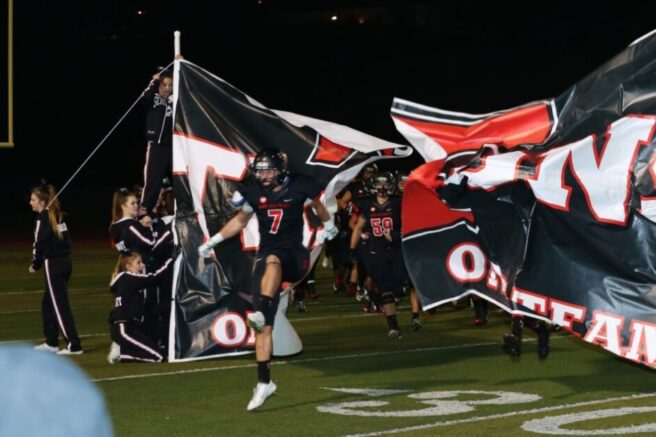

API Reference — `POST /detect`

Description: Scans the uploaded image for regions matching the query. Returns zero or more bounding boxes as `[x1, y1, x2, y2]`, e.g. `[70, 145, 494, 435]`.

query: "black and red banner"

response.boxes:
[395, 30, 656, 368]
[169, 60, 411, 361]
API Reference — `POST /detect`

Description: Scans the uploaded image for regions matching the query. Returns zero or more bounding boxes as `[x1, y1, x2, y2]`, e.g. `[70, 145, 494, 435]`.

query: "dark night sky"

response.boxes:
[3, 0, 656, 240]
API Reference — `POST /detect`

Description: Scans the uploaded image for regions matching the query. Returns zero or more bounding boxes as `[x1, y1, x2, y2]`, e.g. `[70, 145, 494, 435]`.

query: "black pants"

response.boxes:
[141, 142, 172, 214]
[364, 249, 405, 298]
[142, 260, 173, 347]
[110, 321, 164, 362]
[42, 257, 81, 349]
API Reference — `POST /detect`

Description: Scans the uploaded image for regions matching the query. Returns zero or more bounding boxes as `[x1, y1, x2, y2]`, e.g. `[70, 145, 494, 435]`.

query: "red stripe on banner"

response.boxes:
[402, 160, 473, 236]
[314, 136, 352, 164]
[394, 102, 553, 154]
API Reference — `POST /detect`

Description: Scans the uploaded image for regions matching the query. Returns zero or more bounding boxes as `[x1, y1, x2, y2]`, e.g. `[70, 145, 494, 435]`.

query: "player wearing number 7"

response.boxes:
[350, 171, 404, 339]
[197, 147, 338, 411]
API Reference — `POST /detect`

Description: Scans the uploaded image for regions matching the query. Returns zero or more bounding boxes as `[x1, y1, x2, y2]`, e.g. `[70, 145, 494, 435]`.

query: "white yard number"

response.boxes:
[522, 407, 656, 435]
[317, 388, 540, 417]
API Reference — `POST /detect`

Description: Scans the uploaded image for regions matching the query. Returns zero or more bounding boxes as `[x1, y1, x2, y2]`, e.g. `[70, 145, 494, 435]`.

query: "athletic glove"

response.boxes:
[323, 218, 339, 241]
[198, 233, 226, 258]
[198, 243, 214, 258]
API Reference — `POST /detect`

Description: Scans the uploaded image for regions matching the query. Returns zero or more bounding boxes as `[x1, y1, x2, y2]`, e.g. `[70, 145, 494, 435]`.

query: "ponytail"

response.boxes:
[31, 183, 64, 240]
[111, 188, 135, 225]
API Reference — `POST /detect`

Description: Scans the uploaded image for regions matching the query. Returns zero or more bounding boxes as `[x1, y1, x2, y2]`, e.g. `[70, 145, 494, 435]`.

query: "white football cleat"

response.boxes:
[34, 343, 59, 353]
[107, 342, 121, 364]
[247, 381, 277, 411]
[247, 311, 266, 333]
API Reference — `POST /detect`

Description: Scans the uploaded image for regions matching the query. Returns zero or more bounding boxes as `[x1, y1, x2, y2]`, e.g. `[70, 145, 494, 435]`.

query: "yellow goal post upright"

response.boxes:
[0, 0, 12, 148]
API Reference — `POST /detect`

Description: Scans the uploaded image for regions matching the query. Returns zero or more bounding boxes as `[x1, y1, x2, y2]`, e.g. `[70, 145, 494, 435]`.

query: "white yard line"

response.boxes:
[92, 340, 511, 382]
[0, 305, 108, 315]
[0, 332, 108, 344]
[0, 286, 108, 295]
[344, 392, 656, 437]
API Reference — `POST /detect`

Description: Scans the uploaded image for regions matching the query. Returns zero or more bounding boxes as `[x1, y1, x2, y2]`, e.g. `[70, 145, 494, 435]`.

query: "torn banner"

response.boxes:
[169, 60, 411, 361]
[393, 30, 656, 367]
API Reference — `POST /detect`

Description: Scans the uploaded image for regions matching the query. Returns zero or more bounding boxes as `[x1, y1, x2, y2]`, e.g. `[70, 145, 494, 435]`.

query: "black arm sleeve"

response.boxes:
[32, 214, 52, 270]
[123, 223, 156, 253]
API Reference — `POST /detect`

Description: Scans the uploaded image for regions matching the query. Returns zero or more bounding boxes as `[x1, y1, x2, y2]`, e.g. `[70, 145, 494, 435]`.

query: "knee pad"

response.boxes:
[380, 291, 395, 306]
[258, 295, 278, 326]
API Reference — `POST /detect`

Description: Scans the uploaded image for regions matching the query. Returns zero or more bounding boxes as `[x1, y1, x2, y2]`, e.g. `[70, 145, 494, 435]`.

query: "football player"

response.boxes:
[198, 147, 338, 411]
[350, 171, 404, 339]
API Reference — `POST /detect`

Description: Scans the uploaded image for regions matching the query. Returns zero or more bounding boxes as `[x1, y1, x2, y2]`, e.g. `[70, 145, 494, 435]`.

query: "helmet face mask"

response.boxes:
[251, 148, 287, 188]
[370, 172, 396, 198]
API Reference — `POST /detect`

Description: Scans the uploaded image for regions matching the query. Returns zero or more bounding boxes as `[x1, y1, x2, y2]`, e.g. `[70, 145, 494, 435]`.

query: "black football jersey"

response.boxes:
[241, 175, 321, 251]
[358, 196, 402, 252]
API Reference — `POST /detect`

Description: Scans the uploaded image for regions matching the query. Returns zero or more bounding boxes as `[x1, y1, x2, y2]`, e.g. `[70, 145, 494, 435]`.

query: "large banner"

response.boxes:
[394, 30, 656, 368]
[169, 60, 411, 362]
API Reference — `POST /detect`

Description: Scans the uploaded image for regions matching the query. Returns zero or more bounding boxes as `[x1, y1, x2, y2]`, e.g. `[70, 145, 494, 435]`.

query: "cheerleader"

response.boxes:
[140, 71, 173, 224]
[29, 182, 83, 355]
[109, 188, 173, 346]
[107, 252, 173, 363]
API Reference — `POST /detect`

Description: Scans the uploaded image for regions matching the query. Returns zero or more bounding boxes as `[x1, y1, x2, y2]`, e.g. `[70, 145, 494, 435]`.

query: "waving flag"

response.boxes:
[169, 60, 411, 361]
[395, 30, 656, 368]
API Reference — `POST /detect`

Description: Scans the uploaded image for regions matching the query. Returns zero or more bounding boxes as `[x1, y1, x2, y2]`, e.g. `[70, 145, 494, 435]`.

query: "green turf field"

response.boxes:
[2, 245, 656, 436]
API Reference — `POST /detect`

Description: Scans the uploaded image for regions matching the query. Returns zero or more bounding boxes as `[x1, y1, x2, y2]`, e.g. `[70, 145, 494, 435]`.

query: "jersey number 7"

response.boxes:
[268, 209, 284, 234]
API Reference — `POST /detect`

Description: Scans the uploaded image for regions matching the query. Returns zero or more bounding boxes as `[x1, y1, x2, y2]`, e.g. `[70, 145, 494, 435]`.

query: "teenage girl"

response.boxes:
[29, 183, 83, 355]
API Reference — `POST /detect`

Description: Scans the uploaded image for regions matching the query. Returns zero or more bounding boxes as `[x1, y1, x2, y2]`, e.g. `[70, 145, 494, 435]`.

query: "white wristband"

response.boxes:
[207, 232, 225, 248]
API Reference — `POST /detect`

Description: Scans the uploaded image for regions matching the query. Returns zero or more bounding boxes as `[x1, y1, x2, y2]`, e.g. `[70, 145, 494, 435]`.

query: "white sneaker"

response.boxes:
[107, 342, 120, 364]
[34, 343, 59, 353]
[56, 343, 83, 355]
[246, 381, 277, 411]
[247, 311, 266, 333]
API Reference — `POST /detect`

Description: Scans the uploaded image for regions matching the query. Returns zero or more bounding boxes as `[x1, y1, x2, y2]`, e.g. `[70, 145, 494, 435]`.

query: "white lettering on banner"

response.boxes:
[521, 407, 656, 435]
[583, 311, 625, 355]
[548, 299, 586, 331]
[317, 389, 540, 417]
[568, 117, 656, 225]
[462, 151, 526, 190]
[441, 242, 656, 366]
[526, 145, 572, 210]
[210, 312, 255, 348]
[446, 243, 487, 283]
[486, 262, 508, 296]
[623, 320, 656, 365]
[454, 116, 656, 225]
